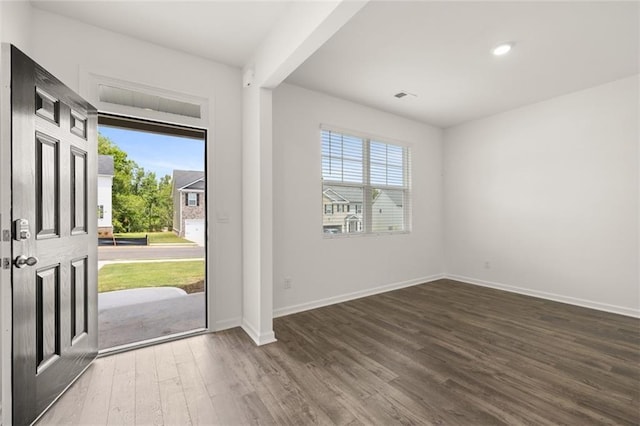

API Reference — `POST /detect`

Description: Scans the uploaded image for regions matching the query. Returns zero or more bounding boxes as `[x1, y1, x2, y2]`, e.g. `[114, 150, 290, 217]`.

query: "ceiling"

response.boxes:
[30, 0, 291, 67]
[31, 1, 639, 128]
[286, 1, 639, 127]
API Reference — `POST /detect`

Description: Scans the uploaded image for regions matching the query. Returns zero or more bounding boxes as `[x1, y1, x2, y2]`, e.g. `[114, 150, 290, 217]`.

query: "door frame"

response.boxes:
[0, 43, 13, 426]
[80, 73, 215, 344]
[96, 112, 210, 354]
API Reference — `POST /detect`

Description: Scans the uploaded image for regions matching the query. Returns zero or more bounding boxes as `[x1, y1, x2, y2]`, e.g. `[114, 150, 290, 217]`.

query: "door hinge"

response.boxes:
[2, 229, 10, 241]
[2, 258, 10, 269]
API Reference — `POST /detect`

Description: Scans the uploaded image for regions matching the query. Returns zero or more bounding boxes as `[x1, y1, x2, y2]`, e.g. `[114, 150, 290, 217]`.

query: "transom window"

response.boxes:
[321, 128, 410, 236]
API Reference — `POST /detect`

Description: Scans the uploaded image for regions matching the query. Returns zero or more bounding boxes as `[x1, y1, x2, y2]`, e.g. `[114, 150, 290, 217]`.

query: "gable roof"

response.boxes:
[98, 155, 114, 176]
[373, 190, 403, 208]
[323, 186, 363, 204]
[173, 170, 205, 190]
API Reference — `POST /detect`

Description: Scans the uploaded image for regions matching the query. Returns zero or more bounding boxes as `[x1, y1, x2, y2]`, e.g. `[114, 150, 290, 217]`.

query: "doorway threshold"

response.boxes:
[98, 328, 209, 357]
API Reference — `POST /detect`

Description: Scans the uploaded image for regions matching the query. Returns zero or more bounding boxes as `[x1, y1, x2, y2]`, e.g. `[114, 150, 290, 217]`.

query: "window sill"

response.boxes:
[322, 230, 410, 239]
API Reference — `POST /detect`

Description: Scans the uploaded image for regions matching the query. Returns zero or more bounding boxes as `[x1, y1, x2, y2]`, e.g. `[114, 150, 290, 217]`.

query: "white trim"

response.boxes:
[213, 317, 242, 332]
[446, 274, 640, 319]
[79, 71, 209, 129]
[273, 274, 445, 318]
[241, 319, 277, 346]
[0, 43, 13, 426]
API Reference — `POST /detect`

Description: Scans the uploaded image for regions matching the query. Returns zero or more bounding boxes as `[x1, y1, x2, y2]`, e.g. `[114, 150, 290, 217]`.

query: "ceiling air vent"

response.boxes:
[98, 84, 201, 119]
[394, 91, 417, 99]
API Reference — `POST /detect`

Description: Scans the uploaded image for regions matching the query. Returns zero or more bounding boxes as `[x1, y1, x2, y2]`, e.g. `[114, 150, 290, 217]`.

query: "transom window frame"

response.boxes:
[320, 125, 412, 238]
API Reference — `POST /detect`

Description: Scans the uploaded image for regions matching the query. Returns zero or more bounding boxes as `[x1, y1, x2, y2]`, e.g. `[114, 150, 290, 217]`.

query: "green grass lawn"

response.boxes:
[112, 231, 192, 244]
[99, 260, 205, 293]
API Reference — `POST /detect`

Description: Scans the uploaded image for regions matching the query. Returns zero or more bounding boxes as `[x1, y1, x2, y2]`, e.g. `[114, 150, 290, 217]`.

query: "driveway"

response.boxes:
[98, 245, 205, 260]
[99, 290, 205, 350]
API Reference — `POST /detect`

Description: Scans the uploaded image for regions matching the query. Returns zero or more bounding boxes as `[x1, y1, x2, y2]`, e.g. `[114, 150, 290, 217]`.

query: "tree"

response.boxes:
[98, 133, 174, 233]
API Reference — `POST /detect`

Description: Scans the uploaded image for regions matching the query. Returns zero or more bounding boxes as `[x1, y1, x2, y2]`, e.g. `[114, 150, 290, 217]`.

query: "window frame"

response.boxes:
[320, 126, 411, 238]
[187, 192, 198, 207]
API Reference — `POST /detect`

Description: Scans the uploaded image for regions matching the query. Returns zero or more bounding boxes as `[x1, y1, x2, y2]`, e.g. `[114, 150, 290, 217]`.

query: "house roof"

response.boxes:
[173, 170, 205, 190]
[98, 155, 114, 176]
[323, 186, 363, 204]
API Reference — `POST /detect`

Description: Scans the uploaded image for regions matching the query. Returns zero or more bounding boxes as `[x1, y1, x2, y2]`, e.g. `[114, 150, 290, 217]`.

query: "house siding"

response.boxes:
[97, 174, 113, 236]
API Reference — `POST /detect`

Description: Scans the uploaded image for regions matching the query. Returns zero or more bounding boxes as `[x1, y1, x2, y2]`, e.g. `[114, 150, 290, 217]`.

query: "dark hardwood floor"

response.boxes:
[38, 279, 640, 425]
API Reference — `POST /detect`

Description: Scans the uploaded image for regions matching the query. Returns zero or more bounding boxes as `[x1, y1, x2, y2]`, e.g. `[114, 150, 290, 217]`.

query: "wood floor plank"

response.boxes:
[75, 355, 116, 426]
[106, 351, 136, 425]
[134, 346, 163, 426]
[155, 342, 192, 425]
[38, 279, 640, 425]
[174, 339, 220, 425]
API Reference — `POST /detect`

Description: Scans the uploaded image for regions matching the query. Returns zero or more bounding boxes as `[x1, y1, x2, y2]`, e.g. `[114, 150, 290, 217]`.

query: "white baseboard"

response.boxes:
[213, 317, 241, 332]
[273, 273, 446, 318]
[241, 319, 277, 346]
[446, 274, 640, 319]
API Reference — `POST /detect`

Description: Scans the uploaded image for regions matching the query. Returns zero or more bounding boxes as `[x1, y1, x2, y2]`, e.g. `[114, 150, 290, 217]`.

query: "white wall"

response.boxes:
[444, 75, 640, 317]
[272, 83, 444, 315]
[30, 8, 244, 329]
[0, 1, 32, 53]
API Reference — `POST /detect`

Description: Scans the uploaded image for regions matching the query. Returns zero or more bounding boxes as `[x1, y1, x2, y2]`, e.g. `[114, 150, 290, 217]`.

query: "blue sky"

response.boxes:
[99, 126, 205, 178]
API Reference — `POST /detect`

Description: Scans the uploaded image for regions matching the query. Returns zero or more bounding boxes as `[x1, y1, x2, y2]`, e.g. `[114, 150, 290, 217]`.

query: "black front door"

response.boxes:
[10, 45, 98, 425]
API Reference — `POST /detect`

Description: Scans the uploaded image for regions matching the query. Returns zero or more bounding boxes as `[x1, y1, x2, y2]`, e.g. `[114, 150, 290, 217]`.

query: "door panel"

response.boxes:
[71, 149, 87, 234]
[11, 45, 98, 426]
[36, 132, 60, 238]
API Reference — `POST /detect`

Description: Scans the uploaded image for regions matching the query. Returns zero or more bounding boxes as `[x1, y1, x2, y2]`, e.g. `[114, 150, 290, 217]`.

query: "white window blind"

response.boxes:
[321, 128, 410, 236]
[321, 131, 363, 183]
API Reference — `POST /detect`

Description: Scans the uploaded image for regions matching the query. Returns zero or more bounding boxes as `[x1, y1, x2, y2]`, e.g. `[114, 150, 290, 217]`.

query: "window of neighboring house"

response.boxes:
[324, 204, 333, 214]
[97, 205, 104, 219]
[187, 192, 198, 206]
[321, 128, 410, 236]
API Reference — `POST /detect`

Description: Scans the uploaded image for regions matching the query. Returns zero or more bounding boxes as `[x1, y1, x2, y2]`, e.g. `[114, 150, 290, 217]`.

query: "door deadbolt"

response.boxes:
[13, 219, 31, 241]
[14, 255, 38, 269]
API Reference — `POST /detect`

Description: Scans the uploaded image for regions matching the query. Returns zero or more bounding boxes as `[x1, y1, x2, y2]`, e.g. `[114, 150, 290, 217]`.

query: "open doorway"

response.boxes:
[96, 114, 207, 351]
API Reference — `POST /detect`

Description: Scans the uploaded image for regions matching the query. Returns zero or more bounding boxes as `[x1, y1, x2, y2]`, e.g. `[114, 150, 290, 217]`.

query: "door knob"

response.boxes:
[14, 255, 38, 269]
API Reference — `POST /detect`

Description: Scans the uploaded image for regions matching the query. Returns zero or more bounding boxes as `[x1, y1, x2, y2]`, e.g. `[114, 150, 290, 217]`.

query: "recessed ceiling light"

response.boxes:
[492, 43, 513, 56]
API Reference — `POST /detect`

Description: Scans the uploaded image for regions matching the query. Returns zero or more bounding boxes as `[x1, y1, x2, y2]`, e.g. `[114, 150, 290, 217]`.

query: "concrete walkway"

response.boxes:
[98, 245, 204, 261]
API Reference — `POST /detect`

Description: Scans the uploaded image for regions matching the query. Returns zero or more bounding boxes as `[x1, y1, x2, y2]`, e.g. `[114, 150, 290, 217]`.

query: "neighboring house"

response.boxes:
[323, 187, 404, 233]
[172, 170, 205, 246]
[322, 186, 363, 234]
[371, 190, 404, 232]
[97, 155, 114, 237]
